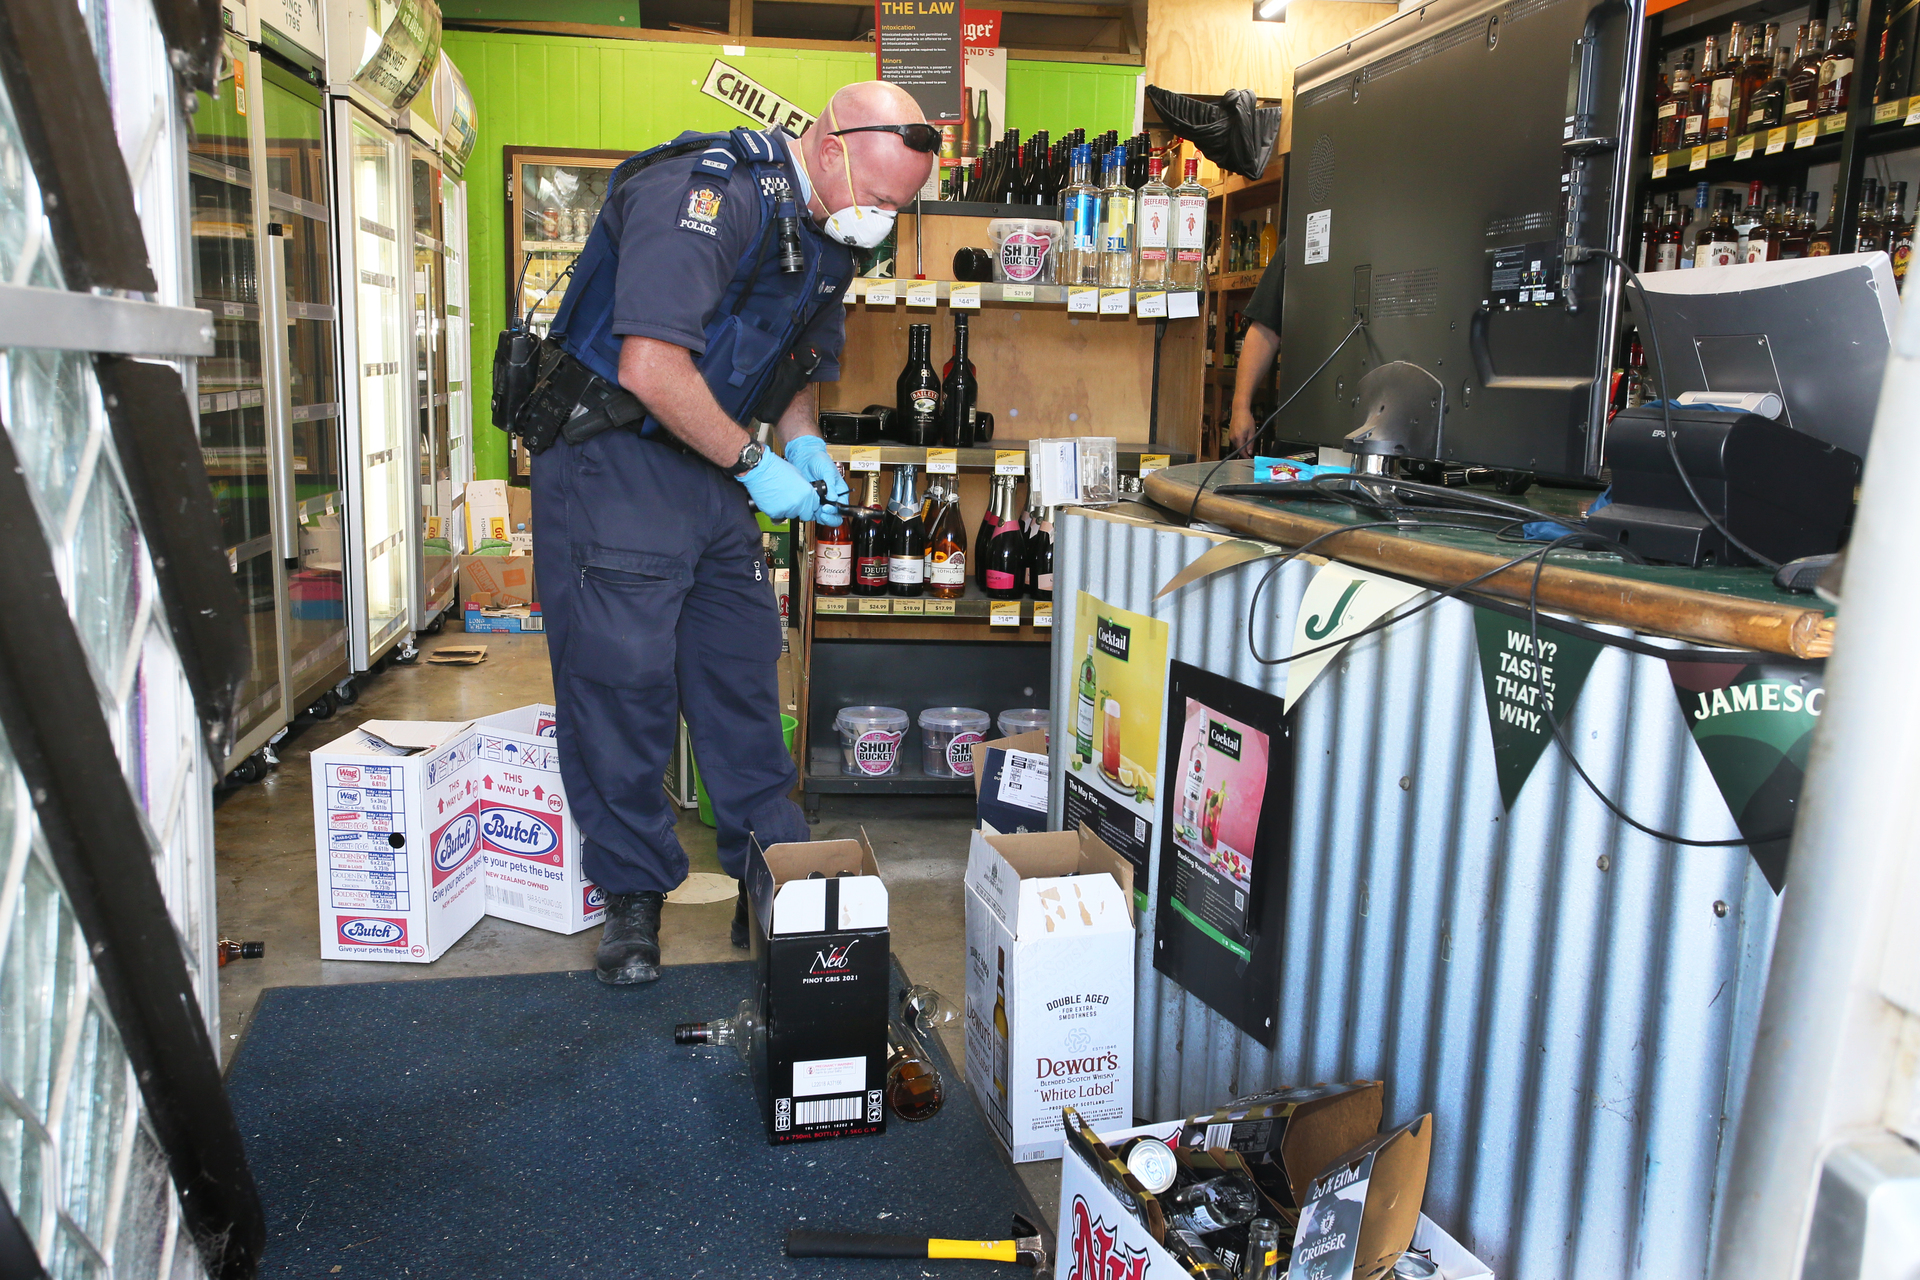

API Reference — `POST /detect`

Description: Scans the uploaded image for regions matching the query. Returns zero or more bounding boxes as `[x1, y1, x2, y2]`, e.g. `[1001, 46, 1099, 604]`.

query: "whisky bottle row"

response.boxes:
[813, 469, 1054, 603]
[1636, 177, 1912, 287]
[1649, 3, 1859, 154]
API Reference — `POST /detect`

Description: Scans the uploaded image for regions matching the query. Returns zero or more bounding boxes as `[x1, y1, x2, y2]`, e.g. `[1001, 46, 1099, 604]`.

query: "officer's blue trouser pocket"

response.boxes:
[568, 546, 687, 690]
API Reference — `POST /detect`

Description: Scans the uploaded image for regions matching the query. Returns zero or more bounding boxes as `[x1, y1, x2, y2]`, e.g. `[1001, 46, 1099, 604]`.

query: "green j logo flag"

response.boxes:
[1667, 660, 1823, 894]
[1471, 609, 1604, 810]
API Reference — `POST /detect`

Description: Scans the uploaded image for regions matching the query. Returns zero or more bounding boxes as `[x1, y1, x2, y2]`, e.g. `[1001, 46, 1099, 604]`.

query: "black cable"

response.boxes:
[1186, 318, 1367, 526]
[1524, 535, 1791, 847]
[1587, 249, 1783, 571]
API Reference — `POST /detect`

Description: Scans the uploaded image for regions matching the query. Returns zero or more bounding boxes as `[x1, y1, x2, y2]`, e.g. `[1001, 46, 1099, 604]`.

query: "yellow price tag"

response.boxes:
[1139, 453, 1170, 476]
[1067, 287, 1098, 313]
[1098, 288, 1131, 315]
[927, 598, 956, 615]
[1135, 291, 1167, 317]
[893, 597, 924, 614]
[926, 448, 958, 474]
[1690, 144, 1709, 171]
[849, 446, 881, 472]
[1766, 126, 1789, 154]
[1002, 283, 1035, 302]
[1707, 139, 1728, 160]
[1877, 100, 1904, 124]
[1794, 119, 1819, 148]
[1033, 602, 1053, 628]
[1907, 100, 1920, 127]
[994, 449, 1026, 475]
[989, 600, 1021, 627]
[858, 598, 891, 614]
[906, 281, 938, 307]
[950, 283, 981, 309]
[1734, 133, 1756, 161]
[816, 597, 847, 614]
[865, 280, 896, 306]
[1651, 152, 1669, 178]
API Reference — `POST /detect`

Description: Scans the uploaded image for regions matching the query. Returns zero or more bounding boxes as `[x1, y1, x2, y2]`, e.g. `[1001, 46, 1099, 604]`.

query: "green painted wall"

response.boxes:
[442, 30, 1139, 479]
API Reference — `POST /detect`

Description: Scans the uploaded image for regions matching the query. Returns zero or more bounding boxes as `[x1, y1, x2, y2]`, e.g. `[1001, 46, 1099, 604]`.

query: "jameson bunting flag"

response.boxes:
[1282, 563, 1425, 712]
[1471, 610, 1603, 810]
[1667, 659, 1824, 893]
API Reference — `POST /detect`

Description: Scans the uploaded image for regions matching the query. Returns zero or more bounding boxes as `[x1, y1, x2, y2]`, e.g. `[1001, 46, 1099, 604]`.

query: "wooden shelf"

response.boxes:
[1207, 271, 1266, 292]
[847, 278, 1203, 314]
[820, 444, 1186, 469]
[816, 581, 1055, 626]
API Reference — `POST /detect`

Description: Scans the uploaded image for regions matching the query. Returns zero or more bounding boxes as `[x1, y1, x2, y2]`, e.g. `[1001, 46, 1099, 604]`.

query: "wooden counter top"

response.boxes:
[1144, 463, 1834, 659]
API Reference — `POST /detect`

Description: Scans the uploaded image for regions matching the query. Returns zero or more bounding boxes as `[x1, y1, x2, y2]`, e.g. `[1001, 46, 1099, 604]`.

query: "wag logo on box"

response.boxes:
[583, 884, 605, 915]
[333, 766, 361, 785]
[480, 804, 563, 866]
[337, 916, 407, 948]
[430, 809, 482, 886]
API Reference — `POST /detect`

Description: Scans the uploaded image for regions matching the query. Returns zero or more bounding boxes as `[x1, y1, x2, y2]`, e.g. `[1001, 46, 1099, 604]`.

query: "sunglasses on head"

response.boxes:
[829, 123, 942, 153]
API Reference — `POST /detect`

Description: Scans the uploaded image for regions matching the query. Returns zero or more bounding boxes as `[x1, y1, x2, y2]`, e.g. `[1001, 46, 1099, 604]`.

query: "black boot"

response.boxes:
[731, 881, 750, 949]
[595, 891, 664, 985]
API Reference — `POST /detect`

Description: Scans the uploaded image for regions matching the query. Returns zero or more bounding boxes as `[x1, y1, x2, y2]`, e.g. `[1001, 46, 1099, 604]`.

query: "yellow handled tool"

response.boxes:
[786, 1212, 1049, 1274]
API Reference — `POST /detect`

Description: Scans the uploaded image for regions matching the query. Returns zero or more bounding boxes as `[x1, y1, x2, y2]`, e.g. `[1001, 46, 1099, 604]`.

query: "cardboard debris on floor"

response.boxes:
[425, 646, 488, 666]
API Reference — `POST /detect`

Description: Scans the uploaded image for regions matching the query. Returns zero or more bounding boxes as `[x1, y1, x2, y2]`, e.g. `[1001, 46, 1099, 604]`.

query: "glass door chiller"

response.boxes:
[412, 143, 454, 623]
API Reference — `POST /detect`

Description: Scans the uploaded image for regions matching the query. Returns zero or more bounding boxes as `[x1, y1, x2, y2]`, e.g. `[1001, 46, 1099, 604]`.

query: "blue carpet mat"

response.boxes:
[225, 961, 1042, 1279]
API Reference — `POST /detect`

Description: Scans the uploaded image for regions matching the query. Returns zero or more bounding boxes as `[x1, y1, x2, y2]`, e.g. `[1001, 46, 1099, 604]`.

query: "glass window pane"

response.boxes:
[110, 1126, 171, 1278]
[0, 1102, 46, 1249]
[0, 854, 79, 1118]
[58, 1008, 124, 1242]
[50, 1222, 105, 1280]
[0, 72, 62, 290]
[69, 470, 142, 692]
[2, 349, 96, 530]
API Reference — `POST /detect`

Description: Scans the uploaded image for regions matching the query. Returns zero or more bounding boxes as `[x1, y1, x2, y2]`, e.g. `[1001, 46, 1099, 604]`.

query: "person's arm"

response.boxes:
[1229, 320, 1282, 453]
[775, 382, 820, 446]
[618, 336, 752, 468]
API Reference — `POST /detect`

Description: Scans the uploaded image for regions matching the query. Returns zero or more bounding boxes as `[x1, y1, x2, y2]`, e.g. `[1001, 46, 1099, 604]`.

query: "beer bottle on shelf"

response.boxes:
[927, 485, 967, 600]
[984, 477, 1026, 599]
[886, 465, 926, 597]
[852, 471, 888, 597]
[976, 474, 1004, 591]
[1025, 494, 1053, 600]
[897, 323, 940, 446]
[814, 490, 852, 597]
[1889, 182, 1913, 290]
[939, 313, 978, 448]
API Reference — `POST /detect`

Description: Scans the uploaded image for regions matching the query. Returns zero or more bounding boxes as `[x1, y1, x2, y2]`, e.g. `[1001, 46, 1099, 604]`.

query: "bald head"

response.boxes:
[799, 80, 936, 220]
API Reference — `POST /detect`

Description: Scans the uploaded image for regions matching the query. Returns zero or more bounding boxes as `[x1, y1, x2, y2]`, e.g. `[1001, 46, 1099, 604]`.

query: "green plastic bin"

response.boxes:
[692, 714, 798, 828]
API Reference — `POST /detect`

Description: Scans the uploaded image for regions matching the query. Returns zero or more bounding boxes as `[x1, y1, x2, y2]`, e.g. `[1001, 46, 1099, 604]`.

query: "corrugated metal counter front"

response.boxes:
[1050, 507, 1783, 1280]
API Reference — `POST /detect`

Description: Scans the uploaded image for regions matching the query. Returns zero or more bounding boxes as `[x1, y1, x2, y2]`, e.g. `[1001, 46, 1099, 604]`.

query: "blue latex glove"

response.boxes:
[737, 448, 823, 523]
[784, 435, 849, 526]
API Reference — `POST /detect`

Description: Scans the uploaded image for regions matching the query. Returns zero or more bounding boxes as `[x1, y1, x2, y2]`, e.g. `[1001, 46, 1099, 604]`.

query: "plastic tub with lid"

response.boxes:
[836, 706, 909, 777]
[997, 707, 1051, 741]
[919, 707, 991, 778]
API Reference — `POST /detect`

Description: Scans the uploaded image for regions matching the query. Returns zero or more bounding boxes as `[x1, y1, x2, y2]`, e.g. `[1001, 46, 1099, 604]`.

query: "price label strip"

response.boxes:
[1734, 133, 1756, 161]
[1067, 287, 1098, 313]
[1877, 99, 1905, 124]
[994, 449, 1026, 475]
[1099, 288, 1131, 315]
[849, 446, 881, 472]
[893, 597, 924, 615]
[865, 280, 897, 306]
[1139, 453, 1170, 476]
[1908, 98, 1920, 127]
[1651, 152, 1669, 178]
[1002, 284, 1036, 302]
[1794, 119, 1819, 148]
[950, 283, 981, 310]
[906, 281, 939, 308]
[816, 597, 848, 614]
[858, 598, 891, 614]
[989, 600, 1021, 627]
[926, 447, 958, 474]
[927, 598, 956, 615]
[1766, 126, 1789, 154]
[1690, 144, 1709, 171]
[1033, 601, 1053, 628]
[1136, 290, 1167, 318]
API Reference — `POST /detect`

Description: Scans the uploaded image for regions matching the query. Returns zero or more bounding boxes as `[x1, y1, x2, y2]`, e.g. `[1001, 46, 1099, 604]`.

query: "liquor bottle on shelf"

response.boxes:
[939, 313, 977, 448]
[1816, 0, 1858, 118]
[1741, 24, 1781, 135]
[852, 471, 888, 597]
[1694, 191, 1739, 267]
[983, 476, 1026, 600]
[1853, 178, 1884, 252]
[1025, 496, 1053, 600]
[994, 129, 1023, 203]
[1660, 49, 1695, 151]
[1707, 24, 1745, 143]
[976, 474, 1005, 591]
[1890, 182, 1913, 290]
[1808, 187, 1838, 255]
[1650, 68, 1675, 155]
[897, 323, 940, 446]
[1061, 144, 1103, 286]
[1879, 0, 1919, 107]
[1684, 37, 1716, 148]
[1780, 190, 1816, 257]
[1747, 26, 1789, 134]
[1786, 19, 1827, 123]
[1136, 155, 1174, 288]
[926, 485, 967, 600]
[1637, 197, 1658, 271]
[1735, 180, 1766, 259]
[1624, 336, 1648, 407]
[1170, 157, 1207, 291]
[1652, 194, 1683, 271]
[1745, 191, 1778, 262]
[1100, 147, 1135, 288]
[815, 496, 852, 596]
[886, 464, 926, 597]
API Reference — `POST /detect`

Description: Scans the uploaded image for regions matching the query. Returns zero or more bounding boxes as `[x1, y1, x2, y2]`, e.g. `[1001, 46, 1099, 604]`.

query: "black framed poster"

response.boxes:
[1152, 661, 1293, 1047]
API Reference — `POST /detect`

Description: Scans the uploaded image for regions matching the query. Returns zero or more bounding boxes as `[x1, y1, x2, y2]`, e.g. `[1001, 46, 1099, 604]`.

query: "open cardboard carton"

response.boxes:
[744, 829, 889, 1145]
[1176, 1080, 1385, 1216]
[1291, 1113, 1434, 1280]
[965, 823, 1134, 1162]
[971, 729, 1049, 835]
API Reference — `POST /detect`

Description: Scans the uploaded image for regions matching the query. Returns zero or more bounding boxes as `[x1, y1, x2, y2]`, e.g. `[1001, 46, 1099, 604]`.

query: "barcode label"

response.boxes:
[795, 1096, 862, 1126]
[997, 749, 1049, 812]
[1205, 1123, 1233, 1149]
[487, 885, 526, 910]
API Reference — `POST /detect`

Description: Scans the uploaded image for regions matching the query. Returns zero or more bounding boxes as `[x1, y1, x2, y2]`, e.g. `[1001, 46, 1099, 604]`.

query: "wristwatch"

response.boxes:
[727, 439, 765, 477]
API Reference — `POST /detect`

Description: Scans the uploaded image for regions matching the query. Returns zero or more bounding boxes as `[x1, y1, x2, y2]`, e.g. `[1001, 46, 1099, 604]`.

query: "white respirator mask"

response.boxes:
[820, 107, 898, 249]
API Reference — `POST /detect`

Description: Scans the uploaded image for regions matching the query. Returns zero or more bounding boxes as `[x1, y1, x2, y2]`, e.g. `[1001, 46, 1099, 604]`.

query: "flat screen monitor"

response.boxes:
[1275, 0, 1642, 480]
[1627, 252, 1899, 462]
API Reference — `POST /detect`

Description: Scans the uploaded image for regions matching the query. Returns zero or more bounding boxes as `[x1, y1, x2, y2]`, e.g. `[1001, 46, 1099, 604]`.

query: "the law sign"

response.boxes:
[700, 60, 817, 136]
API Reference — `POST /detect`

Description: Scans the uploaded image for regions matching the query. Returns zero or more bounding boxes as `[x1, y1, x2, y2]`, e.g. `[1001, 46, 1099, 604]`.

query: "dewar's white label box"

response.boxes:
[470, 704, 603, 934]
[965, 824, 1135, 1163]
[310, 720, 486, 962]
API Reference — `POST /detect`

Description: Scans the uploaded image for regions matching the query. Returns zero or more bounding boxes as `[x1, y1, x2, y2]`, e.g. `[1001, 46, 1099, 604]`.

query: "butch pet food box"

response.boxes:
[310, 720, 485, 962]
[470, 704, 604, 934]
[965, 824, 1135, 1163]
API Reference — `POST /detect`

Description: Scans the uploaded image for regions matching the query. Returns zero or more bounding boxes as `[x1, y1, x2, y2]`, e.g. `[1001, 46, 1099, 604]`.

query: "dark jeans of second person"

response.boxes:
[532, 428, 808, 895]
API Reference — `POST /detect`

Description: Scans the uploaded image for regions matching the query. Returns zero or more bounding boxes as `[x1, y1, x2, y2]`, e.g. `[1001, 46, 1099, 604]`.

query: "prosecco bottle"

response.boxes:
[983, 476, 1026, 599]
[886, 465, 927, 597]
[1025, 496, 1053, 600]
[852, 470, 888, 597]
[975, 474, 1006, 591]
[927, 485, 967, 600]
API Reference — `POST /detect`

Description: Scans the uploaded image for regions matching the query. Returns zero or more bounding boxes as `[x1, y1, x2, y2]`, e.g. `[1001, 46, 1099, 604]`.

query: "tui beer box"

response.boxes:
[310, 720, 485, 962]
[744, 831, 889, 1145]
[965, 823, 1135, 1163]
[469, 704, 603, 934]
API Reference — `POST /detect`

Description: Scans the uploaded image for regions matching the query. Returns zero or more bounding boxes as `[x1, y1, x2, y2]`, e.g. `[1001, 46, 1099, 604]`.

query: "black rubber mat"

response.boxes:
[225, 960, 1040, 1279]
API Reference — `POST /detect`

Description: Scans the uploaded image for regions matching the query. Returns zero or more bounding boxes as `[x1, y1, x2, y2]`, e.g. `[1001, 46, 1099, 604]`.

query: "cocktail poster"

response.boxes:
[1062, 592, 1170, 890]
[1154, 661, 1293, 1047]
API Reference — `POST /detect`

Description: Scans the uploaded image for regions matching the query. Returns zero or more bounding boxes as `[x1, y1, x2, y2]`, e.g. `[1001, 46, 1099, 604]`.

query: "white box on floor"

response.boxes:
[310, 720, 485, 962]
[964, 824, 1135, 1163]
[471, 704, 604, 934]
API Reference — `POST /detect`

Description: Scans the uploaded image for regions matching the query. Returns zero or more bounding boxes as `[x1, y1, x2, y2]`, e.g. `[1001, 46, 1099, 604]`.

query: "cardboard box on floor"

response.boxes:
[965, 823, 1134, 1163]
[745, 831, 889, 1145]
[464, 479, 533, 551]
[471, 704, 603, 934]
[310, 720, 485, 962]
[1175, 1080, 1385, 1217]
[1292, 1114, 1434, 1280]
[971, 730, 1049, 835]
[458, 555, 537, 608]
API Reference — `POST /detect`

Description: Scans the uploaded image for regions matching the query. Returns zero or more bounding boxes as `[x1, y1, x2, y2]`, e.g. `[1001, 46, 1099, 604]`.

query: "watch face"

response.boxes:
[737, 441, 764, 472]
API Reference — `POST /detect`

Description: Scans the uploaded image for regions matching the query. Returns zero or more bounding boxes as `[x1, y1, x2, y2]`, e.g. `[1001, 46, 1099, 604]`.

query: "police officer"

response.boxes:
[534, 82, 937, 984]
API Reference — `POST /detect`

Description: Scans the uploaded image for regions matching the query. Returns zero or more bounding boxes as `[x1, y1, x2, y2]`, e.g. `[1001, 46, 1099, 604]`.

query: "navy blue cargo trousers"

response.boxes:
[532, 428, 809, 895]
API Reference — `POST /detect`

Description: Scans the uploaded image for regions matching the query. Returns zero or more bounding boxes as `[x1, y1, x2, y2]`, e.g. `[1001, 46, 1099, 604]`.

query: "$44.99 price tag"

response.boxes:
[989, 600, 1021, 627]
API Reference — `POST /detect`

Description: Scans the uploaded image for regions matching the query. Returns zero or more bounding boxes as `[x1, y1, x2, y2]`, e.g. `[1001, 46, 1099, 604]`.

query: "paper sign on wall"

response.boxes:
[1282, 564, 1424, 711]
[699, 60, 817, 136]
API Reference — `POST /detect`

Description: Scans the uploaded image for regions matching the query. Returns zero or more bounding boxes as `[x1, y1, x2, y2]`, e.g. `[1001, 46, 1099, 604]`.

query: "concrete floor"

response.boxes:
[213, 628, 1063, 1227]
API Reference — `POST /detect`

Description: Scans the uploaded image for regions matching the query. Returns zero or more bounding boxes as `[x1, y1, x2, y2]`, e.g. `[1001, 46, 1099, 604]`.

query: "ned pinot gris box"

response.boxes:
[310, 720, 484, 962]
[744, 830, 889, 1145]
[470, 704, 603, 934]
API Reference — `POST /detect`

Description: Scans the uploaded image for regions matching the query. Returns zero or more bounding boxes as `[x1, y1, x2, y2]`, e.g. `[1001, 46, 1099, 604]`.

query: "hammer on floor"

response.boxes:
[786, 1212, 1050, 1276]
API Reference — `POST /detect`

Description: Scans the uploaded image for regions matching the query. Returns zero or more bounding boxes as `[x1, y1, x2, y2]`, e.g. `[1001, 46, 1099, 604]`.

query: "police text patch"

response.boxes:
[680, 185, 723, 237]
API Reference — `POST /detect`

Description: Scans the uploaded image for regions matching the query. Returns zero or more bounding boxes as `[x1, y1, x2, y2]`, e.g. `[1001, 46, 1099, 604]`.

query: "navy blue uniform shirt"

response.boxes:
[600, 131, 849, 383]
